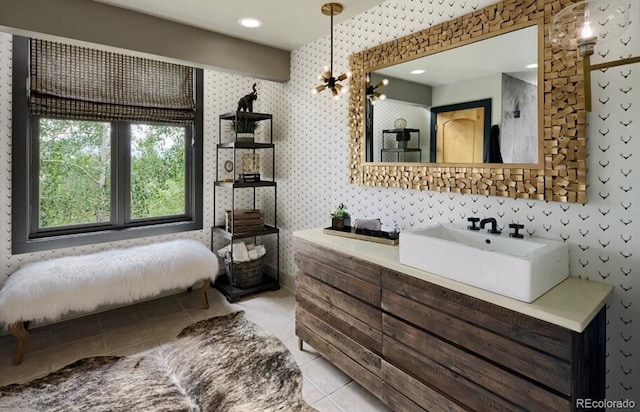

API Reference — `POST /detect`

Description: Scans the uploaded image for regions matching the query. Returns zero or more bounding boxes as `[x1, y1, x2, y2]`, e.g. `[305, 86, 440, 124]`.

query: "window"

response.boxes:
[12, 37, 203, 253]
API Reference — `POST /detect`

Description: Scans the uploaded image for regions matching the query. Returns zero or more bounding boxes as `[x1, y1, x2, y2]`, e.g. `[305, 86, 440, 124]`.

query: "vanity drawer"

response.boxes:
[296, 273, 382, 354]
[382, 270, 573, 395]
[296, 275, 382, 353]
[296, 272, 381, 332]
[296, 309, 382, 399]
[381, 269, 572, 359]
[295, 239, 381, 286]
[382, 361, 467, 412]
[383, 314, 571, 411]
[295, 250, 380, 307]
[296, 306, 381, 376]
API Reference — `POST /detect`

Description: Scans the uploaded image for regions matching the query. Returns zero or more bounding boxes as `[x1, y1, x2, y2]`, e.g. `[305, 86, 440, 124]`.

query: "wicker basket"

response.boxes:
[224, 253, 264, 289]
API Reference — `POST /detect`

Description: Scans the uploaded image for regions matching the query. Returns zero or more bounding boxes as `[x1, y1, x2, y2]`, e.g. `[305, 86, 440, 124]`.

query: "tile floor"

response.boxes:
[0, 286, 390, 412]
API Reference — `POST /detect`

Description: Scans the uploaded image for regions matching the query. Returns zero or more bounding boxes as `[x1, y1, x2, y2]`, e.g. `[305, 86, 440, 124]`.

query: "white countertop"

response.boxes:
[294, 228, 613, 333]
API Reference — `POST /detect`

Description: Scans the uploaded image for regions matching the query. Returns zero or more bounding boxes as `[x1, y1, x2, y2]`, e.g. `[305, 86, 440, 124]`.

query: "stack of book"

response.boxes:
[225, 209, 265, 234]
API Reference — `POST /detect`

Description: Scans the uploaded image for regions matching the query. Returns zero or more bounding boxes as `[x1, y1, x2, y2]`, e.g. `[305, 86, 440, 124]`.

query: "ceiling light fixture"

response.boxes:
[366, 75, 388, 104]
[238, 18, 263, 28]
[312, 3, 350, 99]
[525, 63, 538, 69]
[550, 0, 637, 112]
[410, 69, 425, 75]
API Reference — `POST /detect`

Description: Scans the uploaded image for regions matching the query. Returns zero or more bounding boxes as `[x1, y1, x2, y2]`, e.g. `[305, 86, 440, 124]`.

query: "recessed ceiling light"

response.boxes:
[525, 63, 538, 69]
[411, 69, 425, 75]
[238, 18, 263, 28]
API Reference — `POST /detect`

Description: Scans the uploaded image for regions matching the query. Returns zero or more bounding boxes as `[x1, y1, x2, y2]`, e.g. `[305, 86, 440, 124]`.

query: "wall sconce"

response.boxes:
[513, 102, 520, 118]
[312, 3, 351, 99]
[550, 0, 638, 112]
[366, 75, 388, 104]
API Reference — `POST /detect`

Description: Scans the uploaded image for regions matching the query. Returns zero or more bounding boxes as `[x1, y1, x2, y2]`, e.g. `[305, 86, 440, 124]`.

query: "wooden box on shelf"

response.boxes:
[225, 209, 265, 234]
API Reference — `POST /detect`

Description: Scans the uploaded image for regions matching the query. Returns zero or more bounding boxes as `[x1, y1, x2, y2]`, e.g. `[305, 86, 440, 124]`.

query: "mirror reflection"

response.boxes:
[366, 25, 539, 164]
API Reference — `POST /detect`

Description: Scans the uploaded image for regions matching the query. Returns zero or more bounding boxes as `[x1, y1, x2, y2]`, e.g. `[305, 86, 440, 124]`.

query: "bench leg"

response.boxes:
[10, 321, 30, 366]
[200, 278, 211, 309]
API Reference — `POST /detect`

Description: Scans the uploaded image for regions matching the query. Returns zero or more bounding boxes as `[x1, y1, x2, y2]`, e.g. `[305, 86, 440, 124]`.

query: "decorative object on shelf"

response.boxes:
[226, 117, 259, 142]
[217, 241, 267, 288]
[365, 75, 388, 104]
[395, 129, 412, 149]
[225, 209, 265, 234]
[330, 203, 350, 230]
[311, 3, 351, 99]
[354, 218, 382, 234]
[322, 226, 399, 245]
[393, 118, 407, 129]
[237, 83, 258, 112]
[223, 160, 234, 182]
[550, 0, 633, 112]
[240, 153, 260, 182]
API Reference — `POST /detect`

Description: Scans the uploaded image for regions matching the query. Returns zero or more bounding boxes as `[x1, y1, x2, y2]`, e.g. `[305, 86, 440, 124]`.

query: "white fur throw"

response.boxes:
[0, 239, 219, 327]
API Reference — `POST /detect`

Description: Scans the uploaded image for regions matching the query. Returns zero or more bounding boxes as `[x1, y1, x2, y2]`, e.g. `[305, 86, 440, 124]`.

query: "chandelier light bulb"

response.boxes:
[580, 21, 594, 40]
[379, 94, 387, 101]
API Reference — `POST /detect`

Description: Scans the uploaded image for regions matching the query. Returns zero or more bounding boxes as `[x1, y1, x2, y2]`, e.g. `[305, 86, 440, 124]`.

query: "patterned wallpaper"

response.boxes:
[0, 0, 638, 402]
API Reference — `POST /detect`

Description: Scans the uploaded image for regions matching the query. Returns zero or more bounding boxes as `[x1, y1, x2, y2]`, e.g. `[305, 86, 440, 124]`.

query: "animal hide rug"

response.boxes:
[0, 312, 314, 412]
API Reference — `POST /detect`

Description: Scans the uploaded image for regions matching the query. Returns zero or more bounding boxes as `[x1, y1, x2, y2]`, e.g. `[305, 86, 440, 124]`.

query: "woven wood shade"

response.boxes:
[29, 39, 195, 125]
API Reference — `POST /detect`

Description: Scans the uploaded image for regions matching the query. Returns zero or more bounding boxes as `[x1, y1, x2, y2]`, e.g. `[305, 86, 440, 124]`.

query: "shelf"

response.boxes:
[382, 128, 420, 133]
[214, 273, 280, 303]
[215, 180, 276, 189]
[217, 142, 275, 149]
[212, 225, 279, 240]
[381, 148, 422, 153]
[219, 111, 272, 121]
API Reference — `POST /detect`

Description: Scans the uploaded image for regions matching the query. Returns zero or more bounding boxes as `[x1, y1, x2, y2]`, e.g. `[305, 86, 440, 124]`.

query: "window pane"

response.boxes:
[39, 118, 111, 228]
[130, 124, 186, 219]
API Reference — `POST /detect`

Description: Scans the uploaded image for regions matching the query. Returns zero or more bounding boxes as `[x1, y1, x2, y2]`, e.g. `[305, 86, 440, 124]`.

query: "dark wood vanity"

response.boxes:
[295, 234, 610, 411]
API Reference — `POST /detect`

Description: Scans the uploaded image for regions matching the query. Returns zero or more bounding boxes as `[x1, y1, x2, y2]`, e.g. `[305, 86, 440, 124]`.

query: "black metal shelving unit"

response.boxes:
[212, 111, 280, 303]
[381, 128, 422, 162]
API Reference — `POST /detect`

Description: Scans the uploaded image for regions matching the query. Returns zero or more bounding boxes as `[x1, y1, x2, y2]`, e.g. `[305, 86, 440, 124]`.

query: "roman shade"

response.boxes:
[29, 39, 195, 125]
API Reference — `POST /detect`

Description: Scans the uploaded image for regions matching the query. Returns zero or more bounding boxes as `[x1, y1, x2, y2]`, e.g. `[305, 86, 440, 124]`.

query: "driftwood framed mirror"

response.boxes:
[348, 0, 586, 203]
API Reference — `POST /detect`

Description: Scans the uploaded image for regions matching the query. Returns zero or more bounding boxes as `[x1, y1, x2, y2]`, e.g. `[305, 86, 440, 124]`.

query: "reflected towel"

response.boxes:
[484, 124, 503, 163]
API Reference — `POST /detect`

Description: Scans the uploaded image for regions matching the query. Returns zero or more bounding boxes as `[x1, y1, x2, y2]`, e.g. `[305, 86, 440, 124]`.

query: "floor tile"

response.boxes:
[303, 377, 326, 405]
[102, 322, 155, 352]
[300, 356, 353, 396]
[329, 381, 391, 412]
[0, 349, 53, 386]
[312, 397, 345, 412]
[283, 336, 320, 366]
[48, 335, 107, 372]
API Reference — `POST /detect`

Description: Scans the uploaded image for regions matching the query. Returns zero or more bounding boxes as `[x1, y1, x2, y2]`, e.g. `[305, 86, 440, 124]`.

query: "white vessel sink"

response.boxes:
[399, 224, 569, 302]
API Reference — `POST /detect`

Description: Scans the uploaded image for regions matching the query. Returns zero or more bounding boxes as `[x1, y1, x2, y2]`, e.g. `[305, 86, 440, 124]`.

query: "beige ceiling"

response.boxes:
[89, 0, 384, 51]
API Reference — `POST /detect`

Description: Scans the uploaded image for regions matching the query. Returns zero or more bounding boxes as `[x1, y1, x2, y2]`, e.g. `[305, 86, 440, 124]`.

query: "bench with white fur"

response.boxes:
[0, 239, 219, 365]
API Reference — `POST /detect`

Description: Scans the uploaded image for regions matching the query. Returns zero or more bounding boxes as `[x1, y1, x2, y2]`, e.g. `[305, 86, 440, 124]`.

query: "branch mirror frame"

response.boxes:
[348, 0, 587, 203]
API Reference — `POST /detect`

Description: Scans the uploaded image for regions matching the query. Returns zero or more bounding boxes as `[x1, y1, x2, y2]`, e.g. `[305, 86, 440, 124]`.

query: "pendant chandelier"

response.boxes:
[312, 3, 350, 99]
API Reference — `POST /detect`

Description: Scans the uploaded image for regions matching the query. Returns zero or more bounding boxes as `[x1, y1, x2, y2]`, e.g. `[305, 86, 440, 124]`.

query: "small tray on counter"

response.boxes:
[323, 226, 399, 246]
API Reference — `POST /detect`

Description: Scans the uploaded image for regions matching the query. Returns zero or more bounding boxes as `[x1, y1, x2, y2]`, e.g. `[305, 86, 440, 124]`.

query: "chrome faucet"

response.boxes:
[479, 217, 501, 234]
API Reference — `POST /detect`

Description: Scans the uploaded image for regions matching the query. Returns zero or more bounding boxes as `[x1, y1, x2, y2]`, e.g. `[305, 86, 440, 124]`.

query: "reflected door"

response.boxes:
[436, 107, 485, 163]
